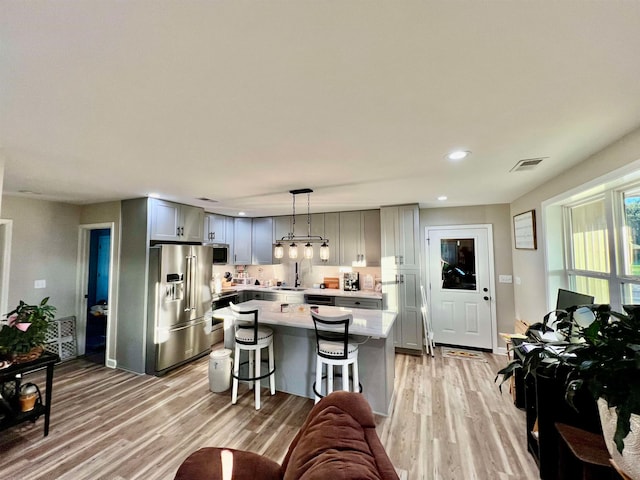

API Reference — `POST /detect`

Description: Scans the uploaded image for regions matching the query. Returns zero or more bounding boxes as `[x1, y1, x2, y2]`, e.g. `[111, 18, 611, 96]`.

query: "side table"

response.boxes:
[556, 422, 623, 480]
[0, 352, 60, 436]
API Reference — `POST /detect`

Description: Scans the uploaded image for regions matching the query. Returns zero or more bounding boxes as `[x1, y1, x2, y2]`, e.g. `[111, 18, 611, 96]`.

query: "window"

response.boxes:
[563, 184, 640, 307]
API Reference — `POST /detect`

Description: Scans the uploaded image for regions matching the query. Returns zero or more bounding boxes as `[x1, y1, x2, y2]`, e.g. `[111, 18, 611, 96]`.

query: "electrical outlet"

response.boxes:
[499, 275, 513, 283]
[34, 279, 46, 289]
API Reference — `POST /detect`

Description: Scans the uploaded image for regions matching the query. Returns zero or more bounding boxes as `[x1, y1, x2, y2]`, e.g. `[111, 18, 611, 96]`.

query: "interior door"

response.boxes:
[427, 226, 494, 349]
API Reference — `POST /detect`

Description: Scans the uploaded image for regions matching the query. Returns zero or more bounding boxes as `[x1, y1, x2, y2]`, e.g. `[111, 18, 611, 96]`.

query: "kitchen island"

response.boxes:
[213, 300, 396, 415]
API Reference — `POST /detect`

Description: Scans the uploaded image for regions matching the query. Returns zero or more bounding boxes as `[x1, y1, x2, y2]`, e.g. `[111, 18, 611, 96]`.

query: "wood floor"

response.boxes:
[0, 349, 539, 480]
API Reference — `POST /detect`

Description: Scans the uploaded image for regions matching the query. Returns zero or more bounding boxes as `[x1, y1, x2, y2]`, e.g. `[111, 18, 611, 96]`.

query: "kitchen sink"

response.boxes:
[272, 286, 307, 291]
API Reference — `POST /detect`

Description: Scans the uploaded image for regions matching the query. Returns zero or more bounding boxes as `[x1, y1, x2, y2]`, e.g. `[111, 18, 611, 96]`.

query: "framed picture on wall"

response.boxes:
[513, 210, 537, 250]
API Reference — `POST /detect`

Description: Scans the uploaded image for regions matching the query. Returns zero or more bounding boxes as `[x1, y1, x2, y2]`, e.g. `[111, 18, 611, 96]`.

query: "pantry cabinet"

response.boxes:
[380, 204, 421, 352]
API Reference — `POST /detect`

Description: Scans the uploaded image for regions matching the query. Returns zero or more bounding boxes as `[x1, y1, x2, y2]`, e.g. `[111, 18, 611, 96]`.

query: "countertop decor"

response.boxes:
[0, 297, 56, 363]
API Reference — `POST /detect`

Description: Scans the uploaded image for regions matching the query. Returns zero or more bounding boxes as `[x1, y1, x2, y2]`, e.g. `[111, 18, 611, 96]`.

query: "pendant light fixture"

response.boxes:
[274, 188, 330, 262]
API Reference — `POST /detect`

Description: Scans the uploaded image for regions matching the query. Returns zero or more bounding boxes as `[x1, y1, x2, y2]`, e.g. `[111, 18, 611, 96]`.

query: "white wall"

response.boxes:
[420, 204, 515, 348]
[511, 126, 640, 324]
[0, 159, 4, 213]
[1, 196, 81, 317]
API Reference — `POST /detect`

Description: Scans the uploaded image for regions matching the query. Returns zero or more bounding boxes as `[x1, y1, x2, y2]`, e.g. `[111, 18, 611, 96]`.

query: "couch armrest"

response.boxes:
[175, 447, 283, 480]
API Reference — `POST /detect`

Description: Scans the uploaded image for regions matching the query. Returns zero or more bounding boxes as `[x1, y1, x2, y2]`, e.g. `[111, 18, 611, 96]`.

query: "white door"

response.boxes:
[426, 225, 495, 349]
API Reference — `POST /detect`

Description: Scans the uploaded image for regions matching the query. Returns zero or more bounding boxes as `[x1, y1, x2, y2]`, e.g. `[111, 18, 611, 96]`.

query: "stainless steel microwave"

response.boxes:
[211, 244, 229, 264]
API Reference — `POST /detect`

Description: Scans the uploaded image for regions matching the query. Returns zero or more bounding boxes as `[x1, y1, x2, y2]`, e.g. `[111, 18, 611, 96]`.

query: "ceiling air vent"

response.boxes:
[197, 197, 218, 203]
[510, 157, 546, 172]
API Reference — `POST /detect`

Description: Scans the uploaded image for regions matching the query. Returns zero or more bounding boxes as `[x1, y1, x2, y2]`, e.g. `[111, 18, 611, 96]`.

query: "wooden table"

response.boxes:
[0, 352, 60, 436]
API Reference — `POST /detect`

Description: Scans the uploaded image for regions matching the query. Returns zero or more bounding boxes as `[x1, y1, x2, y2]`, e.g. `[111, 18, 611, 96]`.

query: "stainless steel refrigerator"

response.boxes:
[146, 244, 213, 375]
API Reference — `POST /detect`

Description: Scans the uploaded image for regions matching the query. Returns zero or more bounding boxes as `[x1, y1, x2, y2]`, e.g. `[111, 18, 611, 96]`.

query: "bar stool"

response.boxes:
[229, 302, 276, 410]
[311, 311, 361, 404]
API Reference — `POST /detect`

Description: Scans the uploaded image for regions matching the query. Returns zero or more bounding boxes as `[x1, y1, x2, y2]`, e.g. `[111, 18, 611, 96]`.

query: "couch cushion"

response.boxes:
[282, 403, 384, 479]
[175, 447, 282, 480]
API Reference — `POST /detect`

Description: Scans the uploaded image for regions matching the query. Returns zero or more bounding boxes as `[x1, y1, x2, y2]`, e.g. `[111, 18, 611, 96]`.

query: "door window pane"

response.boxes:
[570, 199, 609, 273]
[623, 192, 640, 276]
[570, 275, 610, 304]
[441, 238, 476, 290]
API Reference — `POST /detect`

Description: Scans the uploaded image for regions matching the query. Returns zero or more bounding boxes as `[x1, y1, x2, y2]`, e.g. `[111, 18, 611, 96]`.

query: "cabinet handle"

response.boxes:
[181, 227, 185, 236]
[399, 255, 404, 265]
[177, 227, 181, 236]
[400, 274, 404, 284]
[212, 232, 215, 239]
[395, 274, 399, 284]
[355, 301, 360, 305]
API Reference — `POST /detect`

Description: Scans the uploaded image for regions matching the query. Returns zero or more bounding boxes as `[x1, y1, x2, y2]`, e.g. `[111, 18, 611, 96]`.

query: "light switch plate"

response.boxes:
[34, 279, 46, 289]
[499, 275, 513, 283]
[515, 276, 522, 285]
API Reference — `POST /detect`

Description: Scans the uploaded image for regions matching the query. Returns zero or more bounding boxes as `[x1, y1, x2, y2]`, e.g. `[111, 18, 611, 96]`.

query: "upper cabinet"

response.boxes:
[232, 217, 252, 265]
[380, 204, 419, 270]
[323, 212, 340, 266]
[203, 213, 229, 244]
[149, 199, 204, 242]
[339, 210, 381, 267]
[252, 217, 273, 265]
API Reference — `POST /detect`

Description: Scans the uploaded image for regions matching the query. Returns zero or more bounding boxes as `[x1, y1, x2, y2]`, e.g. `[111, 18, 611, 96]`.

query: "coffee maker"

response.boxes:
[343, 272, 360, 291]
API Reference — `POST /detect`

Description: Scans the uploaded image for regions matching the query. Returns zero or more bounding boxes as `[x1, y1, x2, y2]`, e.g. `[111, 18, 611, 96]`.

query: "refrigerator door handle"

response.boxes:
[190, 254, 197, 311]
[184, 255, 192, 312]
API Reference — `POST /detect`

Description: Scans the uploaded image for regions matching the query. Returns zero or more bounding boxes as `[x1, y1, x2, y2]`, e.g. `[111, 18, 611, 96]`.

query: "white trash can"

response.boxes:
[209, 349, 233, 393]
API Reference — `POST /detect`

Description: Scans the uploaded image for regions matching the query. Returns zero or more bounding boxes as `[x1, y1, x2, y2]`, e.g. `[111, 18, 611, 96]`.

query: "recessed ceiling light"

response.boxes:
[238, 212, 246, 216]
[447, 150, 470, 161]
[437, 195, 448, 201]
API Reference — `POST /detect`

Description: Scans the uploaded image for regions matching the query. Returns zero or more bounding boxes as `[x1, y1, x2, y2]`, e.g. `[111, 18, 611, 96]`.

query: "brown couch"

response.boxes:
[174, 391, 399, 480]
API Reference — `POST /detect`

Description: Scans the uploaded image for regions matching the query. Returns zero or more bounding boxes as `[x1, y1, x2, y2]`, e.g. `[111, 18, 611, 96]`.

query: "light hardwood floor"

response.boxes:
[0, 349, 539, 480]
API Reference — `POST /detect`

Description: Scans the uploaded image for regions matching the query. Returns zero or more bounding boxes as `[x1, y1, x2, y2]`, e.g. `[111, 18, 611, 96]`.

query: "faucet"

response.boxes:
[295, 262, 301, 287]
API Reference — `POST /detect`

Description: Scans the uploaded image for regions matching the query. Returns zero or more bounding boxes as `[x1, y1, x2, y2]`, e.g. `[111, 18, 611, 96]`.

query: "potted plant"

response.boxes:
[497, 304, 640, 479]
[0, 297, 56, 363]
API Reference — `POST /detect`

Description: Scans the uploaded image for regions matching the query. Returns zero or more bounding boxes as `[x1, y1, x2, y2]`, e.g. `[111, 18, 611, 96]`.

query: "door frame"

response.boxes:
[0, 219, 13, 317]
[425, 224, 499, 353]
[76, 222, 115, 364]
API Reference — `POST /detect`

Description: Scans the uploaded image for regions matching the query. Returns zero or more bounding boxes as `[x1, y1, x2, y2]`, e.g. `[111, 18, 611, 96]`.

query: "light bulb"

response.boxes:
[319, 242, 330, 261]
[274, 243, 284, 259]
[303, 243, 313, 259]
[289, 243, 298, 259]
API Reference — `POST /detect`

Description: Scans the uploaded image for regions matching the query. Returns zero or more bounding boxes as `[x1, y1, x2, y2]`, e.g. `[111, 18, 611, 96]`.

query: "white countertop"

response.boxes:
[230, 286, 382, 299]
[213, 300, 396, 338]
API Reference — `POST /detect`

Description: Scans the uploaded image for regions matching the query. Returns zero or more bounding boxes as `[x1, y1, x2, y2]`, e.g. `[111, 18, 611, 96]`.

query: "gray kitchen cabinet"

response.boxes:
[252, 217, 274, 265]
[323, 212, 340, 266]
[334, 296, 382, 310]
[149, 198, 204, 242]
[232, 217, 252, 265]
[339, 210, 380, 267]
[273, 216, 292, 242]
[203, 213, 229, 244]
[380, 204, 421, 352]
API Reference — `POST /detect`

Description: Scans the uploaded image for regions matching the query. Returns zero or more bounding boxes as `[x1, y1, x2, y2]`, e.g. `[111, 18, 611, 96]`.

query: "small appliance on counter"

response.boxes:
[343, 272, 360, 291]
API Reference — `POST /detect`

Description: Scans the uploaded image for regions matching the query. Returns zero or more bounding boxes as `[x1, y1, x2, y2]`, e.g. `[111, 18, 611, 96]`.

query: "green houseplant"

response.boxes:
[0, 297, 56, 361]
[497, 303, 640, 476]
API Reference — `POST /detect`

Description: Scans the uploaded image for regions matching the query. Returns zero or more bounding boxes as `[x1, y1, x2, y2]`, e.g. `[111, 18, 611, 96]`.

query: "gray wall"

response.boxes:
[80, 201, 121, 367]
[511, 125, 640, 323]
[1, 196, 81, 317]
[420, 204, 514, 349]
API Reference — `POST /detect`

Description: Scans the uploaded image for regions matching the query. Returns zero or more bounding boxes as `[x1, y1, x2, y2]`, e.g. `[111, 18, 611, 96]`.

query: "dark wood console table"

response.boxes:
[510, 338, 601, 480]
[0, 352, 60, 436]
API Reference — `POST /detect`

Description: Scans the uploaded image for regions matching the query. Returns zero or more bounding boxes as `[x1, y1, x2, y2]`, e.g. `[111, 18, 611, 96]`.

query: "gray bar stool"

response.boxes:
[229, 302, 276, 410]
[311, 311, 361, 403]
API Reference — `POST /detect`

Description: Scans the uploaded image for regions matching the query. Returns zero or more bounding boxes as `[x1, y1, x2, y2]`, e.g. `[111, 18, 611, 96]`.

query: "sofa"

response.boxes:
[174, 391, 399, 480]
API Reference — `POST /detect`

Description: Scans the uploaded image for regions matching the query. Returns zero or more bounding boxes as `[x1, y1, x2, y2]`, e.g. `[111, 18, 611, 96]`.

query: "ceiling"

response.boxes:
[2, 1, 640, 217]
